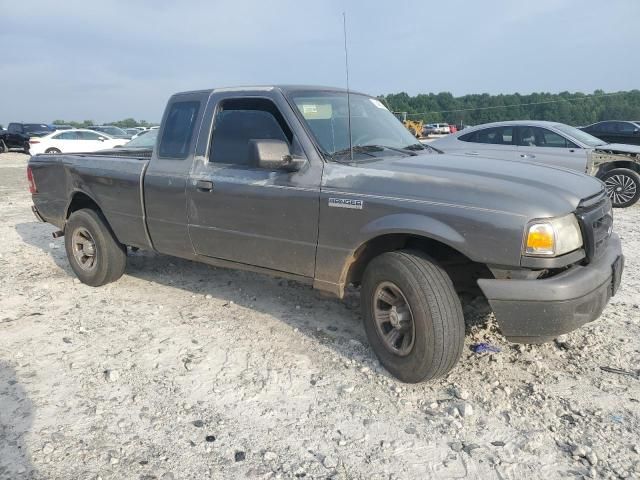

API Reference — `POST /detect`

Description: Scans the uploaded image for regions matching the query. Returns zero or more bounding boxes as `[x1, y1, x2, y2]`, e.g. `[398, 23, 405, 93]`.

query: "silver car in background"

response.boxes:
[431, 120, 640, 207]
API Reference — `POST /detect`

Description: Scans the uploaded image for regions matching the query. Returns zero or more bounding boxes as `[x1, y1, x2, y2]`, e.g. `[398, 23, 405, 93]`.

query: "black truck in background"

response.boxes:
[0, 123, 55, 153]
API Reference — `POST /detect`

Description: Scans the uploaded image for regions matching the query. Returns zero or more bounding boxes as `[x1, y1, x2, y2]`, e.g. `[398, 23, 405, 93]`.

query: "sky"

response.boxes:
[1, 0, 638, 125]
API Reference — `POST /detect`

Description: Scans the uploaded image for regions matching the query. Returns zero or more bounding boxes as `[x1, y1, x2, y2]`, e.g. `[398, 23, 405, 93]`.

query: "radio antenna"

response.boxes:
[342, 11, 353, 162]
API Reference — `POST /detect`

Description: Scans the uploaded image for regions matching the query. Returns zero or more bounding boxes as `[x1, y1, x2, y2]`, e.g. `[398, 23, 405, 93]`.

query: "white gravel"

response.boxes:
[1, 152, 639, 479]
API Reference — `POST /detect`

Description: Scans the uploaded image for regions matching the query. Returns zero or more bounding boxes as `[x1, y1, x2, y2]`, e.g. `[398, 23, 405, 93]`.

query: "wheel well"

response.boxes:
[345, 234, 493, 294]
[66, 192, 101, 219]
[596, 161, 640, 177]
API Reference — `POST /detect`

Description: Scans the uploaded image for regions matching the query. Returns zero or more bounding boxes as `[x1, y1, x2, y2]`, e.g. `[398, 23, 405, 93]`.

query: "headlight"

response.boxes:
[524, 214, 583, 257]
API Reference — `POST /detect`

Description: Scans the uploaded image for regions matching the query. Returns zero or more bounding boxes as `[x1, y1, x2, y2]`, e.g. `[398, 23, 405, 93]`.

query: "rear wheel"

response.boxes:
[23, 141, 30, 154]
[65, 209, 127, 286]
[45, 148, 61, 154]
[602, 168, 640, 208]
[361, 250, 465, 383]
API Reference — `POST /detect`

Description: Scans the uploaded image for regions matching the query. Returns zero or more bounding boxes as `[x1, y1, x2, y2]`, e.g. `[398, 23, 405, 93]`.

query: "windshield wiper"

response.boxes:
[330, 144, 419, 161]
[402, 143, 426, 151]
[403, 142, 443, 154]
[330, 145, 382, 160]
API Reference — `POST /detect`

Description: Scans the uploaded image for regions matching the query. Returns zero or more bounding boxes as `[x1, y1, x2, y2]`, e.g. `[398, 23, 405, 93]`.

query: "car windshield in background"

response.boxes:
[96, 126, 127, 136]
[554, 124, 607, 147]
[24, 124, 54, 134]
[123, 129, 158, 148]
[288, 91, 424, 159]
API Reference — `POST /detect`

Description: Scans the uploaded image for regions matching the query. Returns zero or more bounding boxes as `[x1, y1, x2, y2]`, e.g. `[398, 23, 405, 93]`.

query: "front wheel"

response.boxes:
[0, 140, 8, 153]
[45, 148, 61, 154]
[64, 209, 127, 286]
[602, 168, 640, 208]
[361, 250, 465, 383]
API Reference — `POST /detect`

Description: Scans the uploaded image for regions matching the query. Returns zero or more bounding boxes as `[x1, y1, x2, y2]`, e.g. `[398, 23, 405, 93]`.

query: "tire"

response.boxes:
[23, 141, 30, 154]
[64, 209, 127, 286]
[0, 140, 8, 153]
[601, 168, 640, 208]
[45, 148, 61, 154]
[361, 250, 465, 383]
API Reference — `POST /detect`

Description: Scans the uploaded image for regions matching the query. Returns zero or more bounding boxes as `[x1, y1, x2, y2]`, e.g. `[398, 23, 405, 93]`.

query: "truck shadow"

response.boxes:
[15, 221, 378, 372]
[0, 361, 35, 479]
[16, 221, 492, 376]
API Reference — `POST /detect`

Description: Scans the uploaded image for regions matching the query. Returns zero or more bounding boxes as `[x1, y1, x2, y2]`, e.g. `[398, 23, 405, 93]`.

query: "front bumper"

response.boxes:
[478, 234, 624, 343]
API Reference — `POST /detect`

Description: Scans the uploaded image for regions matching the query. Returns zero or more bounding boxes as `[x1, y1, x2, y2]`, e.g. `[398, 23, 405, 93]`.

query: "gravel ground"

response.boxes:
[1, 152, 639, 480]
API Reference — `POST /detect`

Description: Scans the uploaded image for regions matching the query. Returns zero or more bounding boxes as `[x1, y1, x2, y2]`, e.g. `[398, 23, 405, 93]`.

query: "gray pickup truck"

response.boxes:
[28, 86, 624, 383]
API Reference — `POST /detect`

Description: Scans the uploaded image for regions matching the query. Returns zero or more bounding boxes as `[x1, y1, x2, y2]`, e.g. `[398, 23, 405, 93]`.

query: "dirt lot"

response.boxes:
[1, 152, 639, 480]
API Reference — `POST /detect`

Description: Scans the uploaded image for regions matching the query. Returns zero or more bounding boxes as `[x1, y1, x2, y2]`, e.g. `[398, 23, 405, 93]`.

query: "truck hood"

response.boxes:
[594, 143, 640, 155]
[323, 152, 604, 218]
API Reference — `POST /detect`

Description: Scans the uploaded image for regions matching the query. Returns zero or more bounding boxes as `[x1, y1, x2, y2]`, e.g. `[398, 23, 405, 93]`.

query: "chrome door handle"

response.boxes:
[465, 151, 480, 156]
[520, 154, 536, 159]
[196, 180, 214, 192]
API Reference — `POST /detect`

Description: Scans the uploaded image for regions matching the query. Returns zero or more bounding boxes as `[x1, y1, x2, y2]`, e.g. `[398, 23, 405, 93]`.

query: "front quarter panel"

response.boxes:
[315, 162, 527, 293]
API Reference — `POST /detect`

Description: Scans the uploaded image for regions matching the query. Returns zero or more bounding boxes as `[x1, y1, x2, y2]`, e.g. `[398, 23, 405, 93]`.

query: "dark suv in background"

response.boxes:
[0, 123, 55, 153]
[581, 120, 640, 146]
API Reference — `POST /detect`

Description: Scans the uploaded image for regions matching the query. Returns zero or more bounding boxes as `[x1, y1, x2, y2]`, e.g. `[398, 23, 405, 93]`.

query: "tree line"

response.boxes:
[379, 90, 640, 127]
[51, 118, 156, 128]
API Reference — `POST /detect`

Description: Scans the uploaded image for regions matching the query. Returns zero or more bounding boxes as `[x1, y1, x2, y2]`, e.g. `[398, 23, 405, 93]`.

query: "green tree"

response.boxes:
[380, 89, 640, 126]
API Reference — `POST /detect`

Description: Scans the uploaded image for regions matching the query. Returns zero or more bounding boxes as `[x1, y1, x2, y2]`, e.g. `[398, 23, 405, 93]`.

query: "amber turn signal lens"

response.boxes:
[525, 223, 555, 255]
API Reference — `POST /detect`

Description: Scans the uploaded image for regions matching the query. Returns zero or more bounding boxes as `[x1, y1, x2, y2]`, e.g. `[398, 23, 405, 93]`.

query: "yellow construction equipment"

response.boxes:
[394, 112, 423, 138]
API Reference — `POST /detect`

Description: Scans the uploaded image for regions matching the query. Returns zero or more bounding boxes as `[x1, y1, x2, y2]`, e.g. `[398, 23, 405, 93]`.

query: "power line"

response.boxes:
[401, 91, 630, 117]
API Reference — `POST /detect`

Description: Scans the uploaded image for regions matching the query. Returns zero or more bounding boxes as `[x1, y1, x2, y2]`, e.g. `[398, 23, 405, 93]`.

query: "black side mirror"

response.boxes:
[249, 139, 304, 171]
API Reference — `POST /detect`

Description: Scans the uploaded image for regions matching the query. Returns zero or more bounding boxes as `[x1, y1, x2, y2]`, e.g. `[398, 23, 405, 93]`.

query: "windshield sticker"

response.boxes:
[297, 102, 333, 120]
[370, 98, 388, 110]
[328, 198, 363, 210]
[303, 104, 317, 114]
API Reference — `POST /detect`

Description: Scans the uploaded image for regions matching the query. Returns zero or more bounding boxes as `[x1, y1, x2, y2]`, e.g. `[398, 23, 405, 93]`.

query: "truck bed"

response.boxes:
[29, 152, 152, 250]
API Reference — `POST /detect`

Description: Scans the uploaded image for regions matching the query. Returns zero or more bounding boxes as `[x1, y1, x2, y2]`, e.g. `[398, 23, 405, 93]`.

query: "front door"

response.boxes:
[187, 94, 322, 277]
[516, 126, 588, 172]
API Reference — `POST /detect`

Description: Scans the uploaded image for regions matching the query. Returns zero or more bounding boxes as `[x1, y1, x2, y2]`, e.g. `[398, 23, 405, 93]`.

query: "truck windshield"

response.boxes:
[288, 91, 424, 159]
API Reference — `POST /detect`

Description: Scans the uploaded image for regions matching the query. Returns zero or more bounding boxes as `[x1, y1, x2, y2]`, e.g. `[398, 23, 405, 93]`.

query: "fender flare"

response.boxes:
[338, 212, 472, 285]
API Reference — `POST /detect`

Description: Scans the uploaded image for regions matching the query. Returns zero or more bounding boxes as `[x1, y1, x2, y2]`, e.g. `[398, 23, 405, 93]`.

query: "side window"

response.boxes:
[537, 128, 573, 148]
[458, 130, 477, 142]
[463, 126, 515, 145]
[77, 131, 101, 140]
[209, 97, 294, 167]
[518, 127, 576, 148]
[600, 122, 615, 133]
[518, 127, 537, 146]
[8, 123, 21, 133]
[54, 131, 79, 140]
[159, 100, 200, 159]
[617, 122, 635, 133]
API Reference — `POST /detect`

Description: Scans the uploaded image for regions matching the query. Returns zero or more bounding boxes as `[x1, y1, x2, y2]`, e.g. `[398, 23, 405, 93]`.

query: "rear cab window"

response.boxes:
[159, 101, 201, 159]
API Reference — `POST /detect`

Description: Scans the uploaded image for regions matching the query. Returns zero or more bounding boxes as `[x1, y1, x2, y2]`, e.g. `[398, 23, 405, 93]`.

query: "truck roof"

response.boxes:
[172, 85, 366, 97]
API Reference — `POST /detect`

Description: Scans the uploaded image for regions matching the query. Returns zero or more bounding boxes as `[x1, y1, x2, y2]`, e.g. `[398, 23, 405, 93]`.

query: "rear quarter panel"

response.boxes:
[30, 154, 151, 249]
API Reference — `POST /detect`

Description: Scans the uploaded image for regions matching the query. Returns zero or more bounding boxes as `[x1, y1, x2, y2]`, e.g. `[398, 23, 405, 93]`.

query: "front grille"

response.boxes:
[576, 190, 613, 263]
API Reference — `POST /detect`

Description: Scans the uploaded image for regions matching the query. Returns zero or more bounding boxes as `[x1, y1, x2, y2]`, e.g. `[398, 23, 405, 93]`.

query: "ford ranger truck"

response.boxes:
[27, 86, 625, 383]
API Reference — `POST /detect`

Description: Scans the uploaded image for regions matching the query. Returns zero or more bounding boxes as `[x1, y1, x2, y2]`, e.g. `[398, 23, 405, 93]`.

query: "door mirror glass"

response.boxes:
[249, 139, 303, 171]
